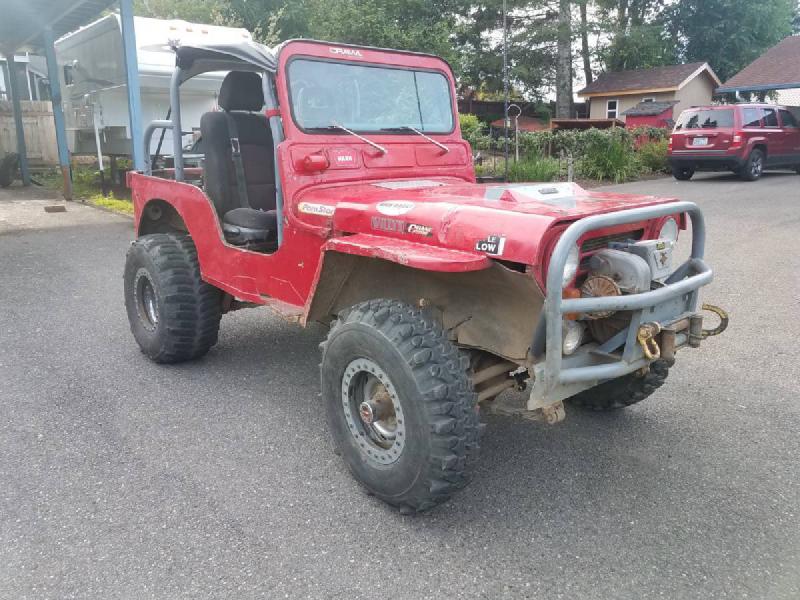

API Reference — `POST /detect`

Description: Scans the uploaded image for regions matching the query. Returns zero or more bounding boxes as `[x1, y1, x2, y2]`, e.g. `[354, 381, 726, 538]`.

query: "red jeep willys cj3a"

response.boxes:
[124, 38, 727, 513]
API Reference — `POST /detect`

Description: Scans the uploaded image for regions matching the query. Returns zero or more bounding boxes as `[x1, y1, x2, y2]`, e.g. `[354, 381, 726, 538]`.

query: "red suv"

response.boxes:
[668, 103, 800, 181]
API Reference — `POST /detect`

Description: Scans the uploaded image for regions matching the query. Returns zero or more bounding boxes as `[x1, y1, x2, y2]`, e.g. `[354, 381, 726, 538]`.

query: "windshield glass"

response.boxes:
[675, 109, 734, 130]
[288, 58, 454, 133]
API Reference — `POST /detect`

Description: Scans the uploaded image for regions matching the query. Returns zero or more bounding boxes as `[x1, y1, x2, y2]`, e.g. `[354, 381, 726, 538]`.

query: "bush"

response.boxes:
[578, 136, 640, 183]
[637, 139, 670, 174]
[508, 157, 561, 182]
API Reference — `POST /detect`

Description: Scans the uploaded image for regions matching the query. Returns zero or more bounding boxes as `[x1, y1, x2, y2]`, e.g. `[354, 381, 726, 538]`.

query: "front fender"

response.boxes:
[324, 233, 491, 273]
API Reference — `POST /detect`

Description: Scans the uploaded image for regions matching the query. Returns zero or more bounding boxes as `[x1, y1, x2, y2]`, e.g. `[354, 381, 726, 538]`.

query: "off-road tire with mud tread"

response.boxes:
[321, 299, 481, 514]
[567, 359, 670, 411]
[124, 233, 222, 363]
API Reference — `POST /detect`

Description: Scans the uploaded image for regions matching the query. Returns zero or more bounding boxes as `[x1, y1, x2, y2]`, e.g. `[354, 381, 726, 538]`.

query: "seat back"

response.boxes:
[200, 71, 276, 217]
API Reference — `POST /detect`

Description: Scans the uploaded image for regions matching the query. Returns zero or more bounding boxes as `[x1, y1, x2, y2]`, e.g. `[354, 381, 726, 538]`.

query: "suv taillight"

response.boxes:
[730, 132, 743, 150]
[668, 136, 673, 152]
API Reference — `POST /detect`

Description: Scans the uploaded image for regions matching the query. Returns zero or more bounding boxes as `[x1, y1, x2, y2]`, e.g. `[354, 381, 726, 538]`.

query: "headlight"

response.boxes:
[562, 319, 585, 355]
[562, 244, 580, 288]
[659, 217, 679, 242]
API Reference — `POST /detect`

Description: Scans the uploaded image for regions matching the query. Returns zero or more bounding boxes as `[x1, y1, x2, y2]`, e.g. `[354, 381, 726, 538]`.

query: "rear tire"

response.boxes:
[124, 233, 222, 363]
[739, 149, 764, 181]
[567, 360, 670, 411]
[671, 166, 695, 181]
[321, 299, 481, 514]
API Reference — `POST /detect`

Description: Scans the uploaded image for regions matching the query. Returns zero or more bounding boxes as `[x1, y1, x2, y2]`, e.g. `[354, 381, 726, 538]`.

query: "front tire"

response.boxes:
[321, 299, 481, 514]
[671, 165, 695, 181]
[124, 233, 222, 363]
[739, 149, 764, 181]
[567, 360, 670, 411]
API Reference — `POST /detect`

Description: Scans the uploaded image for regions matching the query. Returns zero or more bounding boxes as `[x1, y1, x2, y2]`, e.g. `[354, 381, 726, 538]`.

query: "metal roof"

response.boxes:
[0, 0, 118, 54]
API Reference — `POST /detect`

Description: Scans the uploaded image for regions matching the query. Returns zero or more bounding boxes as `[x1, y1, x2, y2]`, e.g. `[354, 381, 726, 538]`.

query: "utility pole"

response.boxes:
[503, 0, 509, 181]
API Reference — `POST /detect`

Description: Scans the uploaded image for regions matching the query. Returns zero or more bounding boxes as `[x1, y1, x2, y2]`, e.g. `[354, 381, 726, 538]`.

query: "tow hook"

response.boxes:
[637, 322, 662, 360]
[701, 303, 729, 338]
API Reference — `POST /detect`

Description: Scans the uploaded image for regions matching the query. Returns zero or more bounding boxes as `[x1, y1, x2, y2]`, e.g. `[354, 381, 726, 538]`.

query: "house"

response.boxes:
[577, 62, 721, 124]
[717, 35, 800, 110]
[621, 100, 678, 129]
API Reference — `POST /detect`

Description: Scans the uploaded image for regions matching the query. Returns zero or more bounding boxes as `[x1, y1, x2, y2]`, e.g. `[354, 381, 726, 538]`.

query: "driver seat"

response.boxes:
[200, 71, 277, 247]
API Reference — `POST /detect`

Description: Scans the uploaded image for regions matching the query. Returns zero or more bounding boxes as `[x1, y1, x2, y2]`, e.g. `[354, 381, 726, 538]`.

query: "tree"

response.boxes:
[578, 0, 593, 85]
[595, 0, 675, 71]
[134, 0, 223, 22]
[555, 0, 573, 117]
[670, 0, 795, 81]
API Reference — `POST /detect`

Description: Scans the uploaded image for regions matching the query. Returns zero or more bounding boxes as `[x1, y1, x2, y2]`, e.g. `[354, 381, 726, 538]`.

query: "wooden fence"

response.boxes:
[0, 100, 58, 165]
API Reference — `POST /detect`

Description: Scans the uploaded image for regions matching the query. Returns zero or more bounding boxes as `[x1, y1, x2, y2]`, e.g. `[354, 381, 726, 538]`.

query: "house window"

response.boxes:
[606, 99, 618, 119]
[642, 97, 656, 103]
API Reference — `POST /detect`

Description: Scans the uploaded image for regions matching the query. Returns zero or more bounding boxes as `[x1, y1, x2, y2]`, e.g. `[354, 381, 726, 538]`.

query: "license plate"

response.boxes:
[692, 137, 708, 146]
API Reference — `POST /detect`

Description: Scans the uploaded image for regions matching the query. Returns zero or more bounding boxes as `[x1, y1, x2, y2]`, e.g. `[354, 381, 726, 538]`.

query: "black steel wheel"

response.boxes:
[124, 233, 222, 363]
[739, 149, 765, 181]
[671, 165, 695, 181]
[567, 360, 670, 411]
[321, 299, 481, 514]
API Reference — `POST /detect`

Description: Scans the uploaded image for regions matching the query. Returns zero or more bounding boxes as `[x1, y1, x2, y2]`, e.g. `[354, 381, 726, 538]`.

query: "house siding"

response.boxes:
[589, 91, 674, 121]
[673, 74, 716, 120]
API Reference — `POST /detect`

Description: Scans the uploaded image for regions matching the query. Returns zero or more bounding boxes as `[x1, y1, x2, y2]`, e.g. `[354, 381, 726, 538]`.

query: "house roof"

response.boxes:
[622, 101, 678, 117]
[718, 36, 800, 93]
[578, 62, 721, 97]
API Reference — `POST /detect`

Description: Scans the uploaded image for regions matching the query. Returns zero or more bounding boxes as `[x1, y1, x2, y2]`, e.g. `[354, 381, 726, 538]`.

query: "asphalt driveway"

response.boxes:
[1, 171, 798, 599]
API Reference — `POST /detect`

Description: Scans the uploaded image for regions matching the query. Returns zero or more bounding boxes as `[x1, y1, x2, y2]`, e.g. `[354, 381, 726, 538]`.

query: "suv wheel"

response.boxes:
[671, 165, 695, 181]
[321, 299, 481, 514]
[124, 233, 222, 363]
[740, 149, 765, 181]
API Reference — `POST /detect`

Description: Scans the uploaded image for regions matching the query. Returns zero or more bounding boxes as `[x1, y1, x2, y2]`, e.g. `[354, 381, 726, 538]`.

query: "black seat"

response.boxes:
[200, 71, 277, 247]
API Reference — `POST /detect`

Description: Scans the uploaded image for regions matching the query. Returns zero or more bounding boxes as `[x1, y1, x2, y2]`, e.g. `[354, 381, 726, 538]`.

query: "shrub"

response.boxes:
[508, 157, 561, 182]
[578, 136, 640, 183]
[637, 139, 670, 174]
[459, 114, 485, 145]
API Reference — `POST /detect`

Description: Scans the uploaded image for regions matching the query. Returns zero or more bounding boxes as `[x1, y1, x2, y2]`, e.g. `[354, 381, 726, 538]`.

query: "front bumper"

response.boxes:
[529, 201, 715, 409]
[669, 152, 746, 171]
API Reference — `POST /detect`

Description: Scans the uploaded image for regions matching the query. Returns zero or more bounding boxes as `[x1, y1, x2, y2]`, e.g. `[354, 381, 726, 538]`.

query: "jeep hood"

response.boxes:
[297, 179, 680, 266]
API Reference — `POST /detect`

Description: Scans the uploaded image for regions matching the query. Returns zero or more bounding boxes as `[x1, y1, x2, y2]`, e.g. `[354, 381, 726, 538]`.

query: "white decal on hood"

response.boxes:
[298, 202, 335, 217]
[475, 235, 506, 256]
[376, 201, 415, 216]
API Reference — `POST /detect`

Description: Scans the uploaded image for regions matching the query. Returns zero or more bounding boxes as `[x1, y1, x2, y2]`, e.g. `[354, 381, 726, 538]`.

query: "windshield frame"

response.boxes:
[285, 55, 457, 136]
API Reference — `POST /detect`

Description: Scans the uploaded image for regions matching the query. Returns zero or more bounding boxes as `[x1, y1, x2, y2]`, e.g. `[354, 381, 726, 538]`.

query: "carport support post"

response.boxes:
[119, 0, 145, 172]
[4, 53, 31, 186]
[42, 27, 72, 201]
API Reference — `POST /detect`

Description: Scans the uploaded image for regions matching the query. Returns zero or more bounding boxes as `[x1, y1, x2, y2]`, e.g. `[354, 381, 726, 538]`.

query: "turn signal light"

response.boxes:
[296, 153, 329, 173]
[563, 287, 581, 320]
[730, 133, 743, 150]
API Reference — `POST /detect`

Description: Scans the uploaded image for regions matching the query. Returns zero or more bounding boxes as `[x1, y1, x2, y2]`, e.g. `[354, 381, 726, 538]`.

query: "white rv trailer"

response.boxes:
[55, 14, 252, 159]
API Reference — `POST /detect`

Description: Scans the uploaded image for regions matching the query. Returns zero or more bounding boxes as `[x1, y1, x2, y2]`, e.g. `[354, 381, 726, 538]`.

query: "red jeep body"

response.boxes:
[125, 39, 723, 510]
[668, 103, 800, 180]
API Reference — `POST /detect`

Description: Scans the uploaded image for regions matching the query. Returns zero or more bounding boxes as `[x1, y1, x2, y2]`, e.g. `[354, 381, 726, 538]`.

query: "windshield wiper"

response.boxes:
[381, 125, 449, 153]
[313, 123, 387, 155]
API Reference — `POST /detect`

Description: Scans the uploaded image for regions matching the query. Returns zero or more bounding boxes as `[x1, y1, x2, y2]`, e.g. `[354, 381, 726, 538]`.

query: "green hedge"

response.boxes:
[460, 114, 671, 183]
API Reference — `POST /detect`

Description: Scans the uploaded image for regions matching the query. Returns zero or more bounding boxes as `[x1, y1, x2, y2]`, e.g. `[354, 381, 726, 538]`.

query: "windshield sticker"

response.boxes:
[298, 202, 335, 217]
[371, 216, 406, 233]
[373, 180, 446, 190]
[376, 201, 415, 216]
[475, 235, 506, 256]
[406, 223, 433, 237]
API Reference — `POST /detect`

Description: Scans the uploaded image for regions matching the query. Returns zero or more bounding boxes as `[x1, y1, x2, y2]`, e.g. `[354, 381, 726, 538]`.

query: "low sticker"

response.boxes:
[475, 234, 506, 256]
[298, 202, 335, 217]
[406, 223, 433, 237]
[376, 201, 415, 216]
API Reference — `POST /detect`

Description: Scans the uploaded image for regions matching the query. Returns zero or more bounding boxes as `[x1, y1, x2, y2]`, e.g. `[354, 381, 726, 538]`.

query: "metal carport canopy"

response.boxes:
[0, 0, 144, 192]
[0, 0, 118, 55]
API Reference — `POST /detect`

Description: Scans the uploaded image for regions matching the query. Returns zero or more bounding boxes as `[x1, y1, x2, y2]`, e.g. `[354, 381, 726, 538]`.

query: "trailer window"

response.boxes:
[288, 58, 454, 134]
